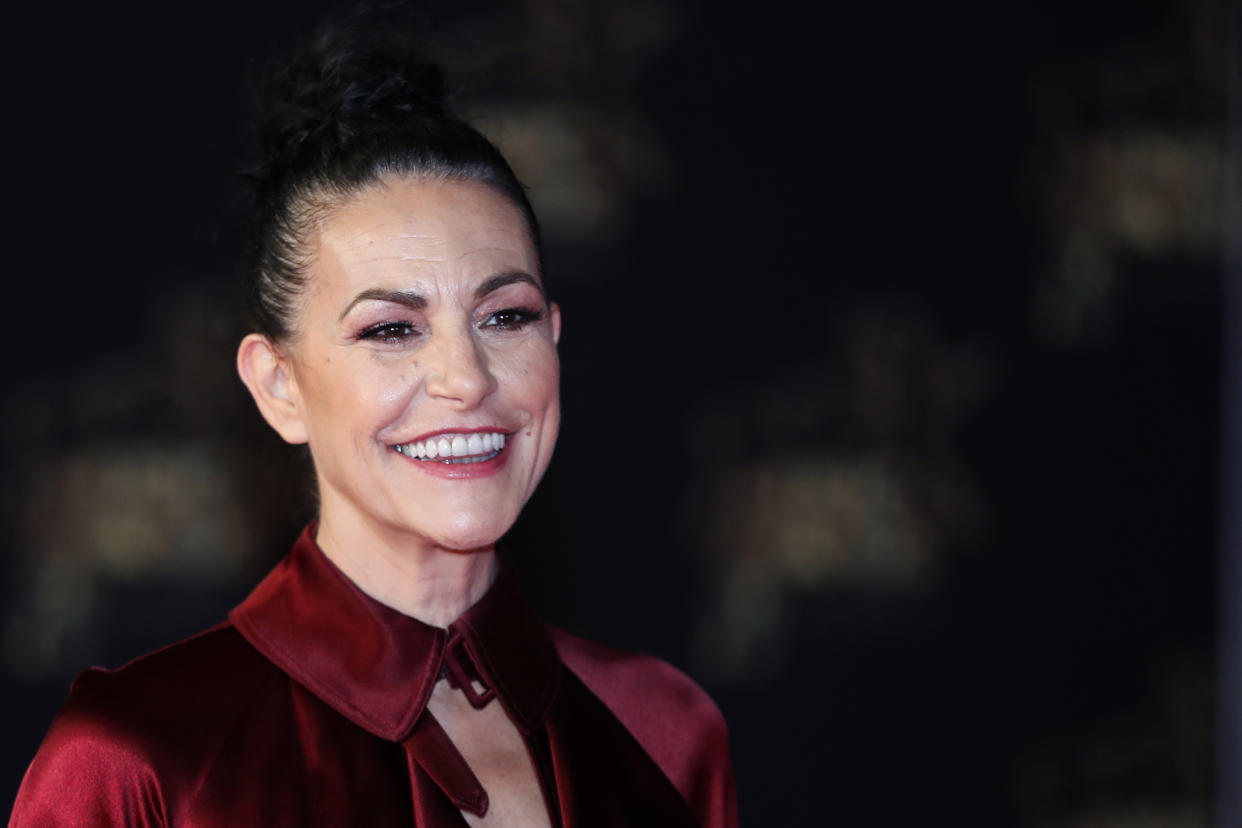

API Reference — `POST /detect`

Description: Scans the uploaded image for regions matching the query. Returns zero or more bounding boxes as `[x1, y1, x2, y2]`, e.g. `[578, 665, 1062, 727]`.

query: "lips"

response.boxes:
[391, 431, 507, 464]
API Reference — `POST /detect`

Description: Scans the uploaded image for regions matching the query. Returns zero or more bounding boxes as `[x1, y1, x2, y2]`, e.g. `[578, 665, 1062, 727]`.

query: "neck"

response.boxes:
[314, 507, 497, 629]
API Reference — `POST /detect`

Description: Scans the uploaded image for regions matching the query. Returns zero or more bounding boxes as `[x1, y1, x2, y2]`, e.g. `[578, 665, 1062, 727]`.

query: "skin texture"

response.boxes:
[237, 175, 562, 626]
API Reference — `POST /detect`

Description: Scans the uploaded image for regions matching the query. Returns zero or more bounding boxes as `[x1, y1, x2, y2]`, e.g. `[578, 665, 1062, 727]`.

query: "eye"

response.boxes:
[482, 307, 545, 331]
[357, 321, 420, 345]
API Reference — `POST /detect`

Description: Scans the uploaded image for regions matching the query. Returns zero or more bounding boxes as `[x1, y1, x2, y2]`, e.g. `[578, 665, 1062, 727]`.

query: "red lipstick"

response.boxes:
[390, 429, 511, 479]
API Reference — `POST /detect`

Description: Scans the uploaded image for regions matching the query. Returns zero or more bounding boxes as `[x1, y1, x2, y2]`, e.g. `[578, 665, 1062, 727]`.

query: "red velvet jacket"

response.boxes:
[10, 527, 737, 826]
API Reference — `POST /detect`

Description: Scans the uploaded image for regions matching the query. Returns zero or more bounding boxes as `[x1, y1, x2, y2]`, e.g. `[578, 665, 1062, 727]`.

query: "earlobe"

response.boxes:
[236, 333, 309, 445]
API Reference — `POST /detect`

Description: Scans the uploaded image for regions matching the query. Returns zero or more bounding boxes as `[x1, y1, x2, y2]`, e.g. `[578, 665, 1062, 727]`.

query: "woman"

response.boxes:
[9, 25, 736, 828]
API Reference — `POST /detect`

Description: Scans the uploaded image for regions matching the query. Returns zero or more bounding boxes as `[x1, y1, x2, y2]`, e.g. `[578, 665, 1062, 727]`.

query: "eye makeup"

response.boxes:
[355, 320, 421, 344]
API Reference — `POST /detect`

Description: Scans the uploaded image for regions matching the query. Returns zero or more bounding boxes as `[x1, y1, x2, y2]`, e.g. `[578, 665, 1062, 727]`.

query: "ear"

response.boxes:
[550, 301, 562, 345]
[236, 333, 309, 445]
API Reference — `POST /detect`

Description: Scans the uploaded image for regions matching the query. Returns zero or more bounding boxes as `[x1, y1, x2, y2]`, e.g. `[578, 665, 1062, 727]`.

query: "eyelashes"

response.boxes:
[482, 306, 545, 330]
[355, 307, 546, 344]
[356, 321, 417, 345]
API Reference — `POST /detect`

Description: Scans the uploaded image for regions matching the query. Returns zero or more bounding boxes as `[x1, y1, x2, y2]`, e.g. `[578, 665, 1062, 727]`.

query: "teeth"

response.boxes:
[392, 432, 508, 463]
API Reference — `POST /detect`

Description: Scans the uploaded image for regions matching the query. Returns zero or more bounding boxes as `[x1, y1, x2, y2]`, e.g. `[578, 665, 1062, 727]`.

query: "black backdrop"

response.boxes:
[1, 1, 1222, 824]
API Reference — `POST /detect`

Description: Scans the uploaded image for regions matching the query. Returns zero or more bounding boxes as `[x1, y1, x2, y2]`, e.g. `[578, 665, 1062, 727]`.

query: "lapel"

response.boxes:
[548, 671, 701, 827]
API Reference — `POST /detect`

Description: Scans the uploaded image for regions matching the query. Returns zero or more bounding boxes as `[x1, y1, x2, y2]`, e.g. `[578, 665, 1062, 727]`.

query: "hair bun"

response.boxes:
[255, 24, 451, 196]
[244, 13, 539, 343]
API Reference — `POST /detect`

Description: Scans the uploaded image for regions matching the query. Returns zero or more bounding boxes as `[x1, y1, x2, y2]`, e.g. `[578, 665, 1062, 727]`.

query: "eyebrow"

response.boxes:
[338, 289, 427, 321]
[338, 271, 545, 321]
[474, 270, 544, 300]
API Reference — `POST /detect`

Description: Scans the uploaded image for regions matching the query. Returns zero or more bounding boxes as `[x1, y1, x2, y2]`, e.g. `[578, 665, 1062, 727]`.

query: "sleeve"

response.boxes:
[9, 672, 165, 828]
[550, 628, 739, 828]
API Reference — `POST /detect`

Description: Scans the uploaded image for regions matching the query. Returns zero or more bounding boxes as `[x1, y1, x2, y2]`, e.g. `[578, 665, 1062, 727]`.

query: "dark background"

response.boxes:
[0, 1, 1224, 824]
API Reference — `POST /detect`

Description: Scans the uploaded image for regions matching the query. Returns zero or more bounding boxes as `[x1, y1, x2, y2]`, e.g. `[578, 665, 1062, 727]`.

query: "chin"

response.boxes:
[420, 512, 513, 553]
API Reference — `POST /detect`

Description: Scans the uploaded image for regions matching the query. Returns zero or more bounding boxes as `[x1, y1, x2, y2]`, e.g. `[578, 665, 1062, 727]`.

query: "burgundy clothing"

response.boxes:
[10, 527, 737, 826]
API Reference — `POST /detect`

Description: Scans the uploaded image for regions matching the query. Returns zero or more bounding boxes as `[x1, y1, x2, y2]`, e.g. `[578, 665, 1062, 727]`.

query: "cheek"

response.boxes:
[491, 340, 560, 408]
[374, 371, 416, 410]
[300, 358, 417, 435]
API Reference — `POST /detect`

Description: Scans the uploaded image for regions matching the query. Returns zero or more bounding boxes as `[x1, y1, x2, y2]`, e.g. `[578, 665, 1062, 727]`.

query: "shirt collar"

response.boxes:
[229, 524, 560, 742]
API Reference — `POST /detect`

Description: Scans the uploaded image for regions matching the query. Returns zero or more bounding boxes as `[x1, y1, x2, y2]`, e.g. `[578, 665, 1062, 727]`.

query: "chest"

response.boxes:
[429, 681, 553, 828]
[160, 674, 697, 828]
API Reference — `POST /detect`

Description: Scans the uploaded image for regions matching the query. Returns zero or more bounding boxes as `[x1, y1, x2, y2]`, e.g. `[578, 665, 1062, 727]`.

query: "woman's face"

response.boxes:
[276, 176, 560, 553]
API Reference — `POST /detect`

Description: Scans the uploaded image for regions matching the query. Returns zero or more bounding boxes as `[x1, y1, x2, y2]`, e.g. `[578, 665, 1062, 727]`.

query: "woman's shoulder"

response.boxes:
[10, 623, 281, 826]
[55, 622, 277, 733]
[548, 627, 738, 828]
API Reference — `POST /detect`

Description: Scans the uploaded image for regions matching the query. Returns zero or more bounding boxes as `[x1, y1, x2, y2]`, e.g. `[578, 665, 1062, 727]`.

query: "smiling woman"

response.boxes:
[238, 178, 563, 620]
[9, 20, 735, 828]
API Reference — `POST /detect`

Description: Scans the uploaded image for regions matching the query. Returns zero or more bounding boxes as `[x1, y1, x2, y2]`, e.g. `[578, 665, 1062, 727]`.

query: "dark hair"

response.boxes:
[245, 24, 542, 342]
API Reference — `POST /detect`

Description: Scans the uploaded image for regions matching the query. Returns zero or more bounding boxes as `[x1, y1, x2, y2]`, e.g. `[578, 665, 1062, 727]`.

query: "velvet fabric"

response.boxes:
[10, 526, 737, 826]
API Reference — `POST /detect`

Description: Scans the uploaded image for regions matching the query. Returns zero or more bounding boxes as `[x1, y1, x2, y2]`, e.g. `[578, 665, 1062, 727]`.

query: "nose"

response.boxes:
[422, 327, 498, 408]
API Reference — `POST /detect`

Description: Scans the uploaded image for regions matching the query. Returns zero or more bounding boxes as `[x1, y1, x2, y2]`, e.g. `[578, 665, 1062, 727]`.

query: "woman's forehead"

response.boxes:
[311, 178, 540, 299]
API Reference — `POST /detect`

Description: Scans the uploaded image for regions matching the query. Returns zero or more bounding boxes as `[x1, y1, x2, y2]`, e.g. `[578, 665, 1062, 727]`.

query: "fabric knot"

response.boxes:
[441, 632, 496, 710]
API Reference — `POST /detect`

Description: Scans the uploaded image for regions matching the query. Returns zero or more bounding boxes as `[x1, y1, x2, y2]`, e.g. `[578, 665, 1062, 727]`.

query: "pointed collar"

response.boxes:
[229, 524, 560, 742]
